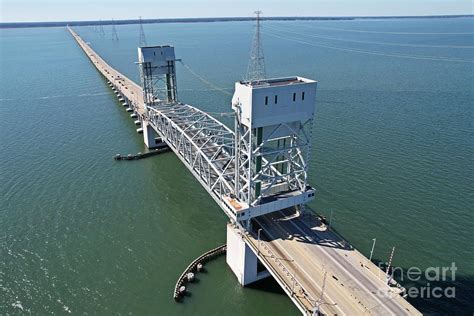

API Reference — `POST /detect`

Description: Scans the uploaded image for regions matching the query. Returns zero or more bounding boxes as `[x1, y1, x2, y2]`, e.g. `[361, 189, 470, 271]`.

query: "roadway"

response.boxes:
[68, 26, 146, 117]
[246, 209, 422, 315]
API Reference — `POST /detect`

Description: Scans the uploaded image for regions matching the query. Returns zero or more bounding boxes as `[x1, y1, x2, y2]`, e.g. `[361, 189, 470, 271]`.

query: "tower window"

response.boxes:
[293, 92, 296, 101]
[265, 96, 268, 105]
[274, 95, 278, 104]
[302, 92, 305, 100]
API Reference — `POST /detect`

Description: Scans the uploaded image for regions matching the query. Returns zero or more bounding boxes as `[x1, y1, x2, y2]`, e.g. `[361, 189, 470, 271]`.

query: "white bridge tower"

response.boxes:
[226, 77, 318, 225]
[137, 45, 179, 106]
[226, 77, 318, 286]
[137, 45, 179, 148]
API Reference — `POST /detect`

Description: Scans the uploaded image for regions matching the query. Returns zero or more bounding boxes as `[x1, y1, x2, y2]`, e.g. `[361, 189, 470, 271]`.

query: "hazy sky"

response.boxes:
[1, 0, 472, 22]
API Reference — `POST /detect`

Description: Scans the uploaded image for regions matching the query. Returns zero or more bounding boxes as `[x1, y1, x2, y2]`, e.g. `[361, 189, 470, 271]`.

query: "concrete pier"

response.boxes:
[143, 121, 160, 149]
[226, 224, 270, 286]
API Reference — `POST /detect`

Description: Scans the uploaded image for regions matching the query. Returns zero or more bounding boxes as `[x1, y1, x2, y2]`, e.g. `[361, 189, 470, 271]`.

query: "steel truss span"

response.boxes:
[147, 103, 238, 215]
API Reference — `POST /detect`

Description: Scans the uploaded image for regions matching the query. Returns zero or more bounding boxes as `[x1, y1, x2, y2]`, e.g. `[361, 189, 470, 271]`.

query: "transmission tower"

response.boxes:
[111, 19, 119, 41]
[246, 11, 266, 82]
[138, 16, 147, 47]
[98, 20, 105, 36]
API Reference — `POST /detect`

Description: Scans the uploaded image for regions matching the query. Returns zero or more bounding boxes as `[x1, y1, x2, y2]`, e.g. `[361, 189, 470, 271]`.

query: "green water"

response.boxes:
[1, 18, 473, 315]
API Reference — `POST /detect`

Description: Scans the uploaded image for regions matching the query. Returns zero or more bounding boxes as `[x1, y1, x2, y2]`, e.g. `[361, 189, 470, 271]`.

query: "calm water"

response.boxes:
[1, 18, 473, 315]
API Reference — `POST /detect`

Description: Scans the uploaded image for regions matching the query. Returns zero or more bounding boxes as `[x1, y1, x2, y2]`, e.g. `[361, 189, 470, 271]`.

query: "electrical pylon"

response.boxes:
[138, 16, 147, 47]
[98, 20, 105, 36]
[246, 11, 266, 82]
[111, 19, 119, 41]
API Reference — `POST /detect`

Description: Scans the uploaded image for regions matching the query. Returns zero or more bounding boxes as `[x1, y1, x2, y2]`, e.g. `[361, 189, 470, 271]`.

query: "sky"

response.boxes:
[0, 0, 472, 23]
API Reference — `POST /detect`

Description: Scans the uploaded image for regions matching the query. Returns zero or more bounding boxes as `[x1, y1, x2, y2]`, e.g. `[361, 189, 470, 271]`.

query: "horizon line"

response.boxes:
[1, 14, 473, 29]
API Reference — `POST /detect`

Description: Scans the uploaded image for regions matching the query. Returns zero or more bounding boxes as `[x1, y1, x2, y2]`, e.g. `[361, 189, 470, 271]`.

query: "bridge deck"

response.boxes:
[69, 27, 146, 117]
[69, 26, 421, 316]
[246, 210, 421, 315]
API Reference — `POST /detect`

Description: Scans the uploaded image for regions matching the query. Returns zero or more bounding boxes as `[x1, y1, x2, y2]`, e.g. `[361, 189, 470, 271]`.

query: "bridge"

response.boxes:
[69, 26, 422, 316]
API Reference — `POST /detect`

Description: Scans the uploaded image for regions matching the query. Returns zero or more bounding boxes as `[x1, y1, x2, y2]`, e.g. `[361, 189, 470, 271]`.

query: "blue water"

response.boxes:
[1, 17, 473, 315]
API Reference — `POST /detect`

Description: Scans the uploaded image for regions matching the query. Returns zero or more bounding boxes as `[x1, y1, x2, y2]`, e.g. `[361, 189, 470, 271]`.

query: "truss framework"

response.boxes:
[138, 61, 178, 106]
[145, 100, 313, 220]
[234, 113, 313, 207]
[147, 102, 237, 212]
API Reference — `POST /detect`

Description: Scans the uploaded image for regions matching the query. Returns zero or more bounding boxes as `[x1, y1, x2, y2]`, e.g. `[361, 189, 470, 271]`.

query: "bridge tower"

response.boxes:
[137, 45, 179, 148]
[226, 77, 318, 286]
[137, 45, 178, 105]
[231, 77, 317, 222]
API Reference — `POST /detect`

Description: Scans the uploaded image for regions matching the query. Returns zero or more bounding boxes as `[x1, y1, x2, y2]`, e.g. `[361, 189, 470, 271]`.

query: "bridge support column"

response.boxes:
[226, 224, 270, 286]
[143, 121, 159, 149]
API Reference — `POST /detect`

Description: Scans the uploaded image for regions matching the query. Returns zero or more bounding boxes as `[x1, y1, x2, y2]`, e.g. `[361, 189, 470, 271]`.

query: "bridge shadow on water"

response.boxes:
[246, 276, 287, 296]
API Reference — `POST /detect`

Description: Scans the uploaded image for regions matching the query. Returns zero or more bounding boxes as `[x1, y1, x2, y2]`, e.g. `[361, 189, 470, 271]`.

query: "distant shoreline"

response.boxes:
[1, 15, 472, 29]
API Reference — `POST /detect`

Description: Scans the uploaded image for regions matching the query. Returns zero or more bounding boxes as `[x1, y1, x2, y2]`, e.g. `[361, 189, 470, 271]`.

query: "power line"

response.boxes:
[179, 60, 233, 96]
[298, 25, 474, 35]
[266, 25, 474, 49]
[247, 11, 266, 82]
[263, 31, 474, 63]
[206, 111, 235, 117]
